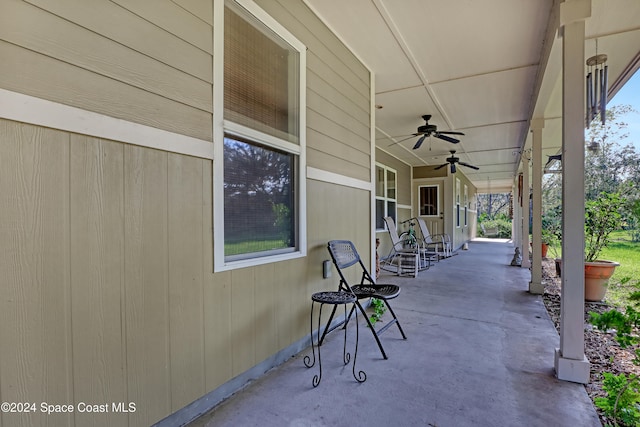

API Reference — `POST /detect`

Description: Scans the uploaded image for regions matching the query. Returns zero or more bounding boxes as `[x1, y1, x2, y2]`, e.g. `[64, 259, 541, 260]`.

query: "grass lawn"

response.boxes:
[599, 230, 640, 307]
[225, 239, 288, 256]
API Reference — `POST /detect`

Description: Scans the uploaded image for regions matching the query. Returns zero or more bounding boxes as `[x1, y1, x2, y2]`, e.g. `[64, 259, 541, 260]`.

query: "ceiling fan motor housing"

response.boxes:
[417, 124, 437, 134]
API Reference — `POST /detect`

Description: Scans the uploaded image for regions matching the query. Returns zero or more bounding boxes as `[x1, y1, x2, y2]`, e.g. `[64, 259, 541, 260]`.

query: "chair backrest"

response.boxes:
[415, 218, 434, 244]
[327, 240, 374, 291]
[383, 216, 404, 249]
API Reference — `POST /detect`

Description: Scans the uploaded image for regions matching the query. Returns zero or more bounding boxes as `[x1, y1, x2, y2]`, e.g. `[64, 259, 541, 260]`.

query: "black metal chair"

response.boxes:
[326, 240, 407, 359]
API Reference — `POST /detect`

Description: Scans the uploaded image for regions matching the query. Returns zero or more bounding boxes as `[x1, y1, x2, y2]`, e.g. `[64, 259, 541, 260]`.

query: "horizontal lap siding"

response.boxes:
[0, 0, 213, 141]
[1, 1, 372, 425]
[256, 0, 372, 182]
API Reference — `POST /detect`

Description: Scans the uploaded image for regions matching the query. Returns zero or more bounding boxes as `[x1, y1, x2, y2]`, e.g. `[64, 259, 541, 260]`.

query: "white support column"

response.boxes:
[521, 158, 531, 269]
[530, 120, 545, 293]
[509, 177, 522, 266]
[514, 176, 522, 251]
[554, 0, 590, 384]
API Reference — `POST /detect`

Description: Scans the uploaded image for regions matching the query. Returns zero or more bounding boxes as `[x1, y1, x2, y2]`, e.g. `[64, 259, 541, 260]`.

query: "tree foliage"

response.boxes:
[544, 104, 640, 243]
[476, 193, 511, 221]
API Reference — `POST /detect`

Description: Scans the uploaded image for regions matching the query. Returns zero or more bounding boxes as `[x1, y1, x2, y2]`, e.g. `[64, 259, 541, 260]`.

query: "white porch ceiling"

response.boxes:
[304, 0, 640, 193]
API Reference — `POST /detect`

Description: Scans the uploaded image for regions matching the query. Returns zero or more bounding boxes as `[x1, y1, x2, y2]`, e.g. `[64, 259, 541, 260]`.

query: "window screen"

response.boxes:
[224, 4, 299, 144]
[224, 136, 295, 259]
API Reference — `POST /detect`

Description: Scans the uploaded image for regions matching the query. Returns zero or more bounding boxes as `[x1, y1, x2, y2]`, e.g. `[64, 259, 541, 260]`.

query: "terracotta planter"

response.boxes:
[553, 259, 620, 301]
[531, 242, 550, 258]
[584, 260, 620, 302]
[541, 243, 549, 258]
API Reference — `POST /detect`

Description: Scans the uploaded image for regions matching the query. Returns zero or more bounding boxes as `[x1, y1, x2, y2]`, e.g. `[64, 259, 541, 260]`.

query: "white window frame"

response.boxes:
[464, 184, 468, 227]
[213, 0, 307, 272]
[375, 163, 397, 231]
[456, 178, 461, 228]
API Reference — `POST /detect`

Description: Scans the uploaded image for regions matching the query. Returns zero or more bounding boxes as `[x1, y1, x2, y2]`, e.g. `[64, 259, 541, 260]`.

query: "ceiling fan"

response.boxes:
[403, 115, 465, 149]
[434, 150, 480, 173]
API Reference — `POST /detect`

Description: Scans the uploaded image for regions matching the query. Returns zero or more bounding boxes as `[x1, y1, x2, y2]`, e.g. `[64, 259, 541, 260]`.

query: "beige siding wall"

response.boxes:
[0, 1, 372, 426]
[376, 149, 411, 206]
[0, 123, 371, 426]
[0, 0, 213, 141]
[414, 165, 449, 179]
[375, 149, 412, 260]
[451, 171, 478, 248]
[256, 0, 372, 182]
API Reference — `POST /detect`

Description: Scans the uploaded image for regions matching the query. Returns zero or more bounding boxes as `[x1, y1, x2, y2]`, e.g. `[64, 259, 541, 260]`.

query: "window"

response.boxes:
[464, 185, 468, 227]
[419, 185, 439, 216]
[223, 136, 295, 260]
[456, 178, 461, 228]
[375, 164, 397, 230]
[215, 0, 306, 268]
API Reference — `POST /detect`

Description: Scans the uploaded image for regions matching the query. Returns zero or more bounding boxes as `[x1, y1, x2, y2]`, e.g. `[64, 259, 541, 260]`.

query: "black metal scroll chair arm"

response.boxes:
[327, 240, 407, 359]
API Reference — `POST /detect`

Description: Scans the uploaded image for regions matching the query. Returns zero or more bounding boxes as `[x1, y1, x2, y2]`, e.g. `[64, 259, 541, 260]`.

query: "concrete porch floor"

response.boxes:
[189, 240, 601, 427]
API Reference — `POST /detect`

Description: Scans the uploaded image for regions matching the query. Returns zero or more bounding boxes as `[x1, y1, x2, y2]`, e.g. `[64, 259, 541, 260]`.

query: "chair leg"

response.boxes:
[354, 300, 389, 360]
[383, 299, 407, 340]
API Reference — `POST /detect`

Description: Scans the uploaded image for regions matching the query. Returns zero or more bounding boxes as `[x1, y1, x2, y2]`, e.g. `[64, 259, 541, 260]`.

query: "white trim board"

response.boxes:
[306, 166, 371, 192]
[0, 89, 214, 159]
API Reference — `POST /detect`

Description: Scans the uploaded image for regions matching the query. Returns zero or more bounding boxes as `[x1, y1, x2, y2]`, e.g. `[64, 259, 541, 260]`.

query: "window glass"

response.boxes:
[419, 185, 439, 216]
[224, 136, 295, 259]
[375, 199, 385, 229]
[386, 170, 396, 199]
[375, 164, 397, 230]
[387, 201, 396, 223]
[375, 166, 384, 197]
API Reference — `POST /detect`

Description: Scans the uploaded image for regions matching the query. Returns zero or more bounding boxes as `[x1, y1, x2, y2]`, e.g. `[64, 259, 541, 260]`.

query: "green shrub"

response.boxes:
[479, 218, 511, 238]
[595, 373, 640, 426]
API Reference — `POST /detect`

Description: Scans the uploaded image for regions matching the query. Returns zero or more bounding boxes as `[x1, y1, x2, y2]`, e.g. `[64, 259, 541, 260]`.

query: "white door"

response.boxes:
[416, 181, 444, 237]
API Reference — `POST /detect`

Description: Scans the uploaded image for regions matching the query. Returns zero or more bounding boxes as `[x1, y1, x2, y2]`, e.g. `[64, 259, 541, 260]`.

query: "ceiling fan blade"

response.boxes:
[435, 134, 460, 144]
[459, 162, 480, 170]
[387, 134, 418, 147]
[412, 135, 427, 150]
[438, 131, 465, 136]
[433, 163, 448, 170]
[450, 163, 456, 173]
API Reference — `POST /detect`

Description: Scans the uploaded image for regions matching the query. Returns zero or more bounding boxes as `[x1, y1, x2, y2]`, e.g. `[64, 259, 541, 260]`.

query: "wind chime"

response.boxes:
[585, 40, 608, 128]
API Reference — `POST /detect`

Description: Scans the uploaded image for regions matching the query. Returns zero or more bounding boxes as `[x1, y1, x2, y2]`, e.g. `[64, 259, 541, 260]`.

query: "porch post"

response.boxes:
[514, 175, 522, 254]
[521, 157, 531, 269]
[554, 0, 590, 384]
[530, 120, 545, 294]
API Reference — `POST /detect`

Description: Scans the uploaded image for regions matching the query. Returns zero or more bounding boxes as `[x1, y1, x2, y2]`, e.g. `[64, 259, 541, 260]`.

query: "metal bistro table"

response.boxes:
[303, 291, 366, 387]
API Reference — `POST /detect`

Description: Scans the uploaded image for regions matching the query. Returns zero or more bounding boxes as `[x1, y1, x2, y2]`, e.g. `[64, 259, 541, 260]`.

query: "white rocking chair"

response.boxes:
[415, 218, 453, 259]
[381, 217, 432, 276]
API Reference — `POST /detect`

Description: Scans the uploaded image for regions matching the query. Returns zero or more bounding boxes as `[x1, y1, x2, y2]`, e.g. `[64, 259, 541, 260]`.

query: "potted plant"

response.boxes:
[583, 192, 624, 301]
[553, 192, 623, 300]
